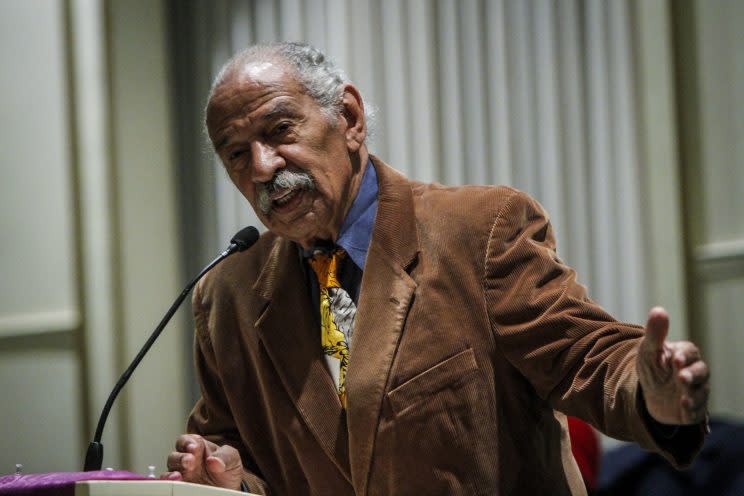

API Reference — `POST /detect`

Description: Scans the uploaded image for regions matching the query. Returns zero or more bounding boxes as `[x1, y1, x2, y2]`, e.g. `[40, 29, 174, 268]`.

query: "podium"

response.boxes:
[76, 480, 249, 495]
[0, 471, 253, 496]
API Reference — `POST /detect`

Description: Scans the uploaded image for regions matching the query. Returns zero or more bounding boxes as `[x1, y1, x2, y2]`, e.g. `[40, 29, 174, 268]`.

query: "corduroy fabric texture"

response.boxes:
[187, 157, 704, 496]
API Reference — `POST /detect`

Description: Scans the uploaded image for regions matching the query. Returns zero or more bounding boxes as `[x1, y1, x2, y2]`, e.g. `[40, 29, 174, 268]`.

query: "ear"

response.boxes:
[340, 84, 367, 152]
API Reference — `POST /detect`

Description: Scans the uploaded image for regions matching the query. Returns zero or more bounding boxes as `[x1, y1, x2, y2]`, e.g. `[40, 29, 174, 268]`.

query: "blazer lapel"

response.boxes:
[252, 239, 352, 483]
[346, 157, 420, 494]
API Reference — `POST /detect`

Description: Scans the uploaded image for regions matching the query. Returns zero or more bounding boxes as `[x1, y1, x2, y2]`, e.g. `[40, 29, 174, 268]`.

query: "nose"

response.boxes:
[250, 141, 284, 183]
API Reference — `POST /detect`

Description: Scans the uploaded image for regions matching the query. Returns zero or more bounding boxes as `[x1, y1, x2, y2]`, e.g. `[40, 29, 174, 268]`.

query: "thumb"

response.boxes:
[205, 455, 226, 474]
[182, 434, 206, 459]
[205, 444, 241, 474]
[640, 306, 669, 354]
[204, 444, 243, 491]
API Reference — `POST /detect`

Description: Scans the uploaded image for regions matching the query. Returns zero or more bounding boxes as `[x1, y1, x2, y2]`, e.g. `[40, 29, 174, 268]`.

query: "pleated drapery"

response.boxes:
[186, 0, 652, 325]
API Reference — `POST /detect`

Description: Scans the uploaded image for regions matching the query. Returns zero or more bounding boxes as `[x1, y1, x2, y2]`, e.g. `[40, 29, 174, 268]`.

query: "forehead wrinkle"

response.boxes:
[209, 84, 289, 149]
[261, 101, 302, 122]
[212, 82, 282, 121]
[212, 96, 305, 153]
[208, 63, 307, 138]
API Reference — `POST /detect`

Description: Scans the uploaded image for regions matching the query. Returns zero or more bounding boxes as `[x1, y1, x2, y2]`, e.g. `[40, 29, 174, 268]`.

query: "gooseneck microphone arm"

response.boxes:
[83, 226, 259, 472]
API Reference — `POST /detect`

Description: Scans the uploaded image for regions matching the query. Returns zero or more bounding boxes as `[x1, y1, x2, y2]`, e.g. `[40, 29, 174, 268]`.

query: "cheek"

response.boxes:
[229, 171, 255, 199]
[319, 166, 353, 201]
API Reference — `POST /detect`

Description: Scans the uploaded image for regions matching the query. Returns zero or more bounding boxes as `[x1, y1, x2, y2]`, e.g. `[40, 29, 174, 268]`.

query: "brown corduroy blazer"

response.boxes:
[187, 157, 703, 495]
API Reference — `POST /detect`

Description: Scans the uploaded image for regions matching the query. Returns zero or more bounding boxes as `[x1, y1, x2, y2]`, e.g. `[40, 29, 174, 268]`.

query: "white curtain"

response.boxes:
[190, 0, 650, 324]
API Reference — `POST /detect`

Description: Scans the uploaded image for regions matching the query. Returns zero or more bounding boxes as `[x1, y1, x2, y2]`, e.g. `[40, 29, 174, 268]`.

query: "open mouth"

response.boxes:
[268, 186, 306, 214]
[257, 169, 316, 216]
[272, 188, 299, 207]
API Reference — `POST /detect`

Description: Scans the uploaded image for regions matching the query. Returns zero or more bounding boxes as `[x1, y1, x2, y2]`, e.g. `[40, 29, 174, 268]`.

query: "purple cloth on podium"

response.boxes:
[0, 470, 148, 496]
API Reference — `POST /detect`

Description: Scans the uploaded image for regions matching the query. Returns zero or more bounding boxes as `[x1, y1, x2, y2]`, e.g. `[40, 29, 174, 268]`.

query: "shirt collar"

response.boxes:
[336, 159, 378, 270]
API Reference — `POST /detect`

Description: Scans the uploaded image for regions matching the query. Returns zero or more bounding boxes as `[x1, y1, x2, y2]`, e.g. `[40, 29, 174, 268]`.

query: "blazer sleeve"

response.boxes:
[483, 189, 704, 468]
[187, 281, 271, 495]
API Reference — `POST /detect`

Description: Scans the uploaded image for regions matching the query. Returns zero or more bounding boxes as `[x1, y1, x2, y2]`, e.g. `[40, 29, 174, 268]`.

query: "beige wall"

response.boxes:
[0, 0, 84, 473]
[675, 0, 744, 420]
[106, 0, 187, 471]
[0, 0, 187, 474]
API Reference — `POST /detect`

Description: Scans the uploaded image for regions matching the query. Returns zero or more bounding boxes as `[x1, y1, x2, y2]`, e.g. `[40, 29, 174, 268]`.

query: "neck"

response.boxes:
[331, 146, 369, 241]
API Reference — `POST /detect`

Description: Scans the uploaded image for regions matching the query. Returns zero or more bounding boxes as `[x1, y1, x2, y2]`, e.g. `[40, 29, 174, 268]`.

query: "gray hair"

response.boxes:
[208, 41, 376, 136]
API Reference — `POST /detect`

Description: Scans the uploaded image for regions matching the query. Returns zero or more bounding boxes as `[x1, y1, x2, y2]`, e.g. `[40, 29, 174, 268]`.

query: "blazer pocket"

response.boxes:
[387, 347, 479, 416]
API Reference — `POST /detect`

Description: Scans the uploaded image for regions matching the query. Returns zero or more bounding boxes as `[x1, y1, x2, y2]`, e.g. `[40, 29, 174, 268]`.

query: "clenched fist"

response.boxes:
[163, 433, 244, 491]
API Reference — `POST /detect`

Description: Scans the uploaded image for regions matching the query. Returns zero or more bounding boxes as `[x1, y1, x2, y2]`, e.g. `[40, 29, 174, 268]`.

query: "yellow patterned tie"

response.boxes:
[309, 249, 356, 407]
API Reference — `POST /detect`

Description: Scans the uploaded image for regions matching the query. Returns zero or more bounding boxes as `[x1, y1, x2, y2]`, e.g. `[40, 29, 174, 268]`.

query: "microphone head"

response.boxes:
[230, 226, 260, 252]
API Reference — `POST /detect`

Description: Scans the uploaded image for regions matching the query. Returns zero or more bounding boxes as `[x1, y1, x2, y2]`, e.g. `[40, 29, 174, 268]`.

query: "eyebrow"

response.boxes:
[261, 101, 301, 122]
[215, 134, 232, 152]
[215, 102, 301, 152]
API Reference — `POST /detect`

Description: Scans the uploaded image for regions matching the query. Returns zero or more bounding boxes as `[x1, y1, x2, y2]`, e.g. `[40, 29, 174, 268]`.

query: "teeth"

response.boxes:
[274, 189, 297, 206]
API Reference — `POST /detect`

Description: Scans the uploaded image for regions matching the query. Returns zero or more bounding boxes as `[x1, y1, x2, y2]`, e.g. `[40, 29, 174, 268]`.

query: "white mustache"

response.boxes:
[257, 169, 315, 214]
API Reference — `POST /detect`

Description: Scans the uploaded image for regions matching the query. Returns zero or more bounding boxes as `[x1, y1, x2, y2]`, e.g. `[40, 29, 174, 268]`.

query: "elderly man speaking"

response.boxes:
[164, 42, 710, 495]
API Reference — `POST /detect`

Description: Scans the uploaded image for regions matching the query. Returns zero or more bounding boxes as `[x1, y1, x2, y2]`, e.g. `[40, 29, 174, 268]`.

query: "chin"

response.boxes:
[270, 224, 318, 246]
[266, 209, 330, 245]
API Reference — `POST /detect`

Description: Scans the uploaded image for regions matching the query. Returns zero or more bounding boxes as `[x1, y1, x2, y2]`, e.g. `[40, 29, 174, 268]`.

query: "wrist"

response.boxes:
[637, 385, 679, 438]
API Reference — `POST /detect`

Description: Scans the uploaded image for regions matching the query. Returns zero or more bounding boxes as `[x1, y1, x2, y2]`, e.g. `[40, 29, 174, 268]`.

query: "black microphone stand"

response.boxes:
[84, 226, 258, 471]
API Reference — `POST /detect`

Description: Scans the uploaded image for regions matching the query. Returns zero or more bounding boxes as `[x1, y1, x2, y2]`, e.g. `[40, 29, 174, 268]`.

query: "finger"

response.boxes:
[175, 434, 203, 453]
[207, 444, 242, 473]
[678, 361, 710, 386]
[213, 444, 242, 470]
[167, 451, 195, 471]
[671, 345, 702, 369]
[640, 307, 669, 354]
[161, 471, 182, 480]
[682, 383, 710, 410]
[682, 402, 708, 424]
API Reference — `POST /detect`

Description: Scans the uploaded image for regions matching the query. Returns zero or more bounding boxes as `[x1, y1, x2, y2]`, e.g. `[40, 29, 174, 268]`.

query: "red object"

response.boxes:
[567, 416, 600, 491]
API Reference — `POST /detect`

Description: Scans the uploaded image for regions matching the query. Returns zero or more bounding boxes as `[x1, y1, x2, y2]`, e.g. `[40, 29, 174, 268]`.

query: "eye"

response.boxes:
[272, 121, 291, 136]
[224, 149, 248, 172]
[228, 149, 244, 161]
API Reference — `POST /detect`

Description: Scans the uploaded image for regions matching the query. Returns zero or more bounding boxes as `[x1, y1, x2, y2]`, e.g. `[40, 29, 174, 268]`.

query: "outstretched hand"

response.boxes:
[636, 307, 710, 426]
[163, 434, 244, 491]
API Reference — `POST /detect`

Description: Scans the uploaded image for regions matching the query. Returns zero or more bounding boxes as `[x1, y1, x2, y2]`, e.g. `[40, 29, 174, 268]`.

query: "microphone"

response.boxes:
[83, 226, 260, 471]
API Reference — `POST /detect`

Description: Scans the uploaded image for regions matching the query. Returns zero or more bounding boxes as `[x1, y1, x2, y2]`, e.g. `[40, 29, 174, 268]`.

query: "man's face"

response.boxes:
[206, 61, 366, 249]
